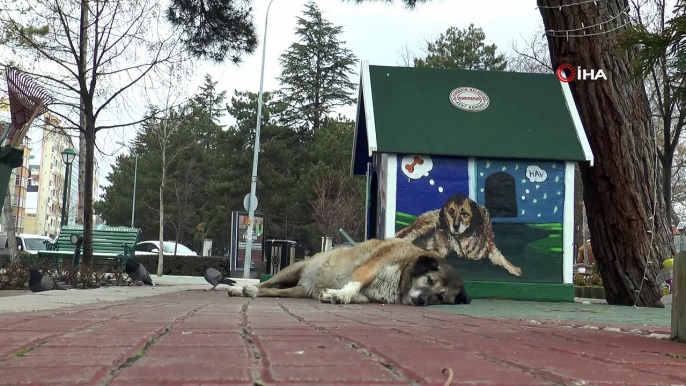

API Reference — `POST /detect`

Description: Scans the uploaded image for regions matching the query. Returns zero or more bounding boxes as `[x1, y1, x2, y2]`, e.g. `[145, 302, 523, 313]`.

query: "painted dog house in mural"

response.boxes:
[351, 62, 594, 302]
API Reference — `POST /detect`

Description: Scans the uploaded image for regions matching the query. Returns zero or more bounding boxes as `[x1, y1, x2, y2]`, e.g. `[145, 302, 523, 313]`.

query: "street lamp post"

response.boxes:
[243, 0, 276, 279]
[131, 152, 137, 227]
[60, 148, 77, 227]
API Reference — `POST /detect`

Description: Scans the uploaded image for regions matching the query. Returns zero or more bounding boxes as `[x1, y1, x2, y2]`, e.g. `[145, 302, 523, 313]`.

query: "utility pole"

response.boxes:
[131, 153, 137, 227]
[243, 0, 276, 279]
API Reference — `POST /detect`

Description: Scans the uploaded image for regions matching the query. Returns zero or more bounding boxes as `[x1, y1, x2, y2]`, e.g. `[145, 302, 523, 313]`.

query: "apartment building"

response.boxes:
[12, 137, 31, 233]
[34, 114, 72, 238]
[24, 162, 40, 234]
[1, 98, 101, 236]
[0, 97, 32, 233]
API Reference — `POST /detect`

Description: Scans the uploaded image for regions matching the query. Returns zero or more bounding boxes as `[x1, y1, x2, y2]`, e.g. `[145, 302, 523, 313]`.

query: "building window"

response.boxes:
[11, 195, 17, 206]
[14, 174, 20, 186]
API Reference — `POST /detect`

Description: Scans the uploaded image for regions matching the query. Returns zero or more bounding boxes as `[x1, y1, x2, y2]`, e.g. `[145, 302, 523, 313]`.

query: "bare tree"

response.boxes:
[672, 141, 686, 217]
[396, 44, 418, 67]
[0, 0, 188, 271]
[507, 24, 554, 74]
[309, 169, 364, 244]
[146, 111, 193, 275]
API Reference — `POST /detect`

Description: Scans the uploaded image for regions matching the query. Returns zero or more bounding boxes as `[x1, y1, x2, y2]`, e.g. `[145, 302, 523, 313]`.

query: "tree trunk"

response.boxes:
[573, 164, 585, 258]
[174, 226, 179, 256]
[77, 0, 88, 226]
[3, 186, 17, 263]
[157, 143, 165, 276]
[82, 117, 96, 269]
[663, 149, 675, 227]
[78, 132, 86, 225]
[539, 0, 673, 307]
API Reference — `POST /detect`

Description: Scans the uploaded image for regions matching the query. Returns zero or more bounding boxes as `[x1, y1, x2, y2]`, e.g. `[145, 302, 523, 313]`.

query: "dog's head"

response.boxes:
[440, 194, 484, 235]
[403, 254, 471, 306]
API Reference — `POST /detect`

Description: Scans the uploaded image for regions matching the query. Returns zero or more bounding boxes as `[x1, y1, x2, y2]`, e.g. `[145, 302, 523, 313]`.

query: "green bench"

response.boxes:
[37, 225, 142, 270]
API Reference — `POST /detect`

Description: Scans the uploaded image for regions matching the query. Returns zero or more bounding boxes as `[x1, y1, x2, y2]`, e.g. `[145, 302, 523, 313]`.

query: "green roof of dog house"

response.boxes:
[351, 62, 594, 175]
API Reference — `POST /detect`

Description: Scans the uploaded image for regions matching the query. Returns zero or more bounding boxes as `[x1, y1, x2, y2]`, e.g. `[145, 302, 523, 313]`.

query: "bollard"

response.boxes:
[671, 251, 686, 341]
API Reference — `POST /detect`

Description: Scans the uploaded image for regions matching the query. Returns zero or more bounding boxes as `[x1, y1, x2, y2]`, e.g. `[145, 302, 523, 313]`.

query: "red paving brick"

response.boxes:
[1, 290, 686, 385]
[2, 354, 124, 368]
[0, 366, 110, 385]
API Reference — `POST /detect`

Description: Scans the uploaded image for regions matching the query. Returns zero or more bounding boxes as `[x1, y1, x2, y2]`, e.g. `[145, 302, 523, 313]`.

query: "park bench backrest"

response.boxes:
[52, 225, 141, 254]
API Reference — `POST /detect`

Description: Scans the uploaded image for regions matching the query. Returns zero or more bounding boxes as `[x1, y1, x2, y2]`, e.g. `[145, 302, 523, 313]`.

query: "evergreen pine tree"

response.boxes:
[414, 24, 507, 71]
[276, 1, 358, 132]
[166, 0, 258, 63]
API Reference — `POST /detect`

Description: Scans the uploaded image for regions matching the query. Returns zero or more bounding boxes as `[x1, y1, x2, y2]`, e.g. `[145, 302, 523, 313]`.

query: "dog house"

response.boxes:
[352, 62, 593, 302]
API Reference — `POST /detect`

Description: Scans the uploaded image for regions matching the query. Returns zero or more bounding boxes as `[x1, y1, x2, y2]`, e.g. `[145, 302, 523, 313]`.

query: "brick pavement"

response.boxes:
[1, 290, 686, 385]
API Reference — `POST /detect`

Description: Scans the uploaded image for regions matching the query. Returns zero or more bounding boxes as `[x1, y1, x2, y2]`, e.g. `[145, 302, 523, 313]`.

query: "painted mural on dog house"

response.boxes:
[352, 62, 594, 302]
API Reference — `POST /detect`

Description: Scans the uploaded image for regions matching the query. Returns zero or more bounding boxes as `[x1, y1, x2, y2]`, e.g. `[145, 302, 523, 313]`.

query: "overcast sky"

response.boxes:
[96, 0, 544, 190]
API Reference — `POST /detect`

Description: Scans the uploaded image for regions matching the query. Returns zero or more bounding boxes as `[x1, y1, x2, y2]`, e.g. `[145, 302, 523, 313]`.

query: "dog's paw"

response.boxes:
[323, 281, 362, 304]
[321, 288, 347, 304]
[227, 286, 244, 297]
[319, 291, 334, 303]
[242, 285, 259, 298]
[510, 267, 522, 277]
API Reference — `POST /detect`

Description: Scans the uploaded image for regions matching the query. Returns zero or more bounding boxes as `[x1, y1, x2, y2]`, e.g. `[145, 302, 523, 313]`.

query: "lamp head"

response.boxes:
[61, 148, 77, 165]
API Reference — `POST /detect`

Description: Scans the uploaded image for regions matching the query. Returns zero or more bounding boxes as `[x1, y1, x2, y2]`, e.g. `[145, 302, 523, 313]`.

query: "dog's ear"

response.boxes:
[438, 206, 450, 229]
[455, 289, 472, 304]
[412, 255, 439, 276]
[470, 201, 484, 228]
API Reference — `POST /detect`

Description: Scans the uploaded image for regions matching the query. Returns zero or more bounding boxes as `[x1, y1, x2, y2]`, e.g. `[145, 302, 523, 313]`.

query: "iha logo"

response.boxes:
[556, 63, 607, 82]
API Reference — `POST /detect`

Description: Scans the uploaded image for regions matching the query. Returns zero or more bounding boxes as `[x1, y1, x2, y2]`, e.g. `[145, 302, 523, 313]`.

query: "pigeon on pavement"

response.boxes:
[203, 262, 236, 291]
[125, 259, 154, 286]
[29, 268, 67, 292]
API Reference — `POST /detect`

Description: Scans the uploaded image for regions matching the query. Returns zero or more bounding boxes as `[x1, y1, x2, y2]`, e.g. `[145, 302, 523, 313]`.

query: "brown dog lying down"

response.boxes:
[228, 238, 471, 306]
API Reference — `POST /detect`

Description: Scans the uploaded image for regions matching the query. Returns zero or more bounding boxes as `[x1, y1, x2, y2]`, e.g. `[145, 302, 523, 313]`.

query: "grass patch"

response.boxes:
[116, 335, 159, 371]
[660, 352, 686, 359]
[13, 349, 28, 357]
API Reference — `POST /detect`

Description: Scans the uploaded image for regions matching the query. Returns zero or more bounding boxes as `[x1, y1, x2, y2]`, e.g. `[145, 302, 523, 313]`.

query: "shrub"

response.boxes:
[589, 272, 603, 286]
[573, 273, 588, 286]
[133, 255, 263, 277]
[0, 255, 130, 290]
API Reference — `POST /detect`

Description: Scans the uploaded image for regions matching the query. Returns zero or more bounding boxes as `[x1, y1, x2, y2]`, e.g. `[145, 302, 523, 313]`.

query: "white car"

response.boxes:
[0, 233, 54, 255]
[134, 241, 198, 256]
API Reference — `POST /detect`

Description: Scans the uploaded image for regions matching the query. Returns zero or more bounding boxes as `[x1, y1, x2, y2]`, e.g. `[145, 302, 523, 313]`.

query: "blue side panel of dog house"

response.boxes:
[395, 155, 470, 219]
[475, 159, 565, 224]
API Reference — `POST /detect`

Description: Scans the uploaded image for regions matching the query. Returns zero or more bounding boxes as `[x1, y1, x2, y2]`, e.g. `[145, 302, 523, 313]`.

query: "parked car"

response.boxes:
[0, 233, 54, 255]
[135, 240, 197, 256]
